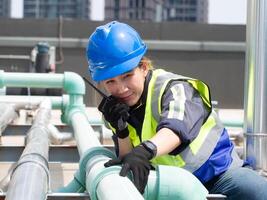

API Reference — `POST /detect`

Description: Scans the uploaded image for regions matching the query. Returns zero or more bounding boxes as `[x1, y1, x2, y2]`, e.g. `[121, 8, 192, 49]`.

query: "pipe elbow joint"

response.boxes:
[78, 147, 116, 199]
[61, 105, 86, 124]
[63, 72, 85, 95]
[144, 165, 208, 200]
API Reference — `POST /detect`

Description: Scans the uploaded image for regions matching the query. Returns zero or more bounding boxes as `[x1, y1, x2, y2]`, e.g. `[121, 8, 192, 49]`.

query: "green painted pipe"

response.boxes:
[144, 165, 208, 200]
[0, 70, 86, 124]
[0, 70, 85, 96]
[56, 170, 86, 193]
[222, 119, 243, 128]
[75, 147, 207, 200]
[0, 70, 64, 88]
[0, 70, 208, 199]
[63, 72, 85, 95]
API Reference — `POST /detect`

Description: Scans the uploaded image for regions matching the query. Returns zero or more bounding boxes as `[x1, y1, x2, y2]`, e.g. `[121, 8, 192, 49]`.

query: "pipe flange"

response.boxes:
[87, 165, 121, 200]
[78, 147, 116, 186]
[12, 158, 50, 189]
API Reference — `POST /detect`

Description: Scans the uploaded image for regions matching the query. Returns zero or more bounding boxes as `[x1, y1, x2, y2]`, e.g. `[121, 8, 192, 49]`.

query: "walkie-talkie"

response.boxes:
[82, 76, 114, 112]
[82, 77, 129, 131]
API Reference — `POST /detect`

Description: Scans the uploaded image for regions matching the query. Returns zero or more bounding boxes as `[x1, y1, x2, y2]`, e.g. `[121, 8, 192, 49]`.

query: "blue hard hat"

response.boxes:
[86, 21, 147, 82]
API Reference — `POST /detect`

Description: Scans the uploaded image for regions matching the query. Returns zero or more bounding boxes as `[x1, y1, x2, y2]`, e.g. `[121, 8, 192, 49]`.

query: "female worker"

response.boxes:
[86, 21, 267, 199]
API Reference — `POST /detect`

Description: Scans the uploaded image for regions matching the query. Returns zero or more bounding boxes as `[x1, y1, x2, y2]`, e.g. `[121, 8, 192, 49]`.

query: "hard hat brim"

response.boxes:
[91, 49, 146, 82]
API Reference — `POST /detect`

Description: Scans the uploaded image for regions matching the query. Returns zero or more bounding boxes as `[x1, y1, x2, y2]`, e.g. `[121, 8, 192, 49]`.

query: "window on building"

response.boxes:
[136, 10, 138, 19]
[142, 0, 145, 7]
[141, 10, 144, 19]
[129, 11, 133, 19]
[190, 0, 197, 4]
[114, 0, 120, 19]
[136, 0, 139, 7]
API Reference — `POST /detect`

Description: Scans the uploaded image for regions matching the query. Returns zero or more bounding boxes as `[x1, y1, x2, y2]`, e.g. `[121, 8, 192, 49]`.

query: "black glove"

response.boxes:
[98, 96, 130, 138]
[104, 144, 153, 194]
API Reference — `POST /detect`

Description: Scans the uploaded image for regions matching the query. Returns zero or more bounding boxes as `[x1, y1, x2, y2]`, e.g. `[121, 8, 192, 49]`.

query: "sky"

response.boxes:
[209, 0, 247, 24]
[11, 0, 247, 25]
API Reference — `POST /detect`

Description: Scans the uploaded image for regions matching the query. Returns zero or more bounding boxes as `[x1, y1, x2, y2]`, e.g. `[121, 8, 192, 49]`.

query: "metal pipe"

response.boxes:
[6, 98, 51, 200]
[0, 103, 18, 135]
[0, 55, 30, 60]
[244, 0, 267, 172]
[0, 36, 245, 52]
[0, 163, 16, 192]
[0, 95, 69, 110]
[47, 124, 73, 145]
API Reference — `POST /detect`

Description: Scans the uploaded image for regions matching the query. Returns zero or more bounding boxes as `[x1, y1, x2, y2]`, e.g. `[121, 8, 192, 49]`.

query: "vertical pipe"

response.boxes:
[244, 0, 267, 172]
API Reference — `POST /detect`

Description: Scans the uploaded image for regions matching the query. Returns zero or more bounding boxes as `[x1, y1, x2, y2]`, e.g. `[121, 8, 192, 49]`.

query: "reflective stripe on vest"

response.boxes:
[129, 69, 224, 172]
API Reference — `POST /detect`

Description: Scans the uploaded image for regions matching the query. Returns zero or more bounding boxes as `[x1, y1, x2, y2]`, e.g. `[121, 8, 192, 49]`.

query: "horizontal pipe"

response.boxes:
[0, 95, 69, 110]
[0, 71, 85, 95]
[0, 71, 86, 125]
[0, 36, 245, 52]
[48, 124, 73, 145]
[0, 55, 30, 60]
[0, 70, 64, 88]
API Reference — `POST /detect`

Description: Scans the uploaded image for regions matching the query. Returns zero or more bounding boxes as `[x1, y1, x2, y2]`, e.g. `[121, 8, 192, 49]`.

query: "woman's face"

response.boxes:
[101, 65, 148, 106]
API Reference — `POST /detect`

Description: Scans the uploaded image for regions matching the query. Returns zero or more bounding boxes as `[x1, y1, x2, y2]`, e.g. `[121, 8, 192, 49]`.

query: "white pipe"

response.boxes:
[47, 123, 73, 145]
[0, 95, 68, 110]
[70, 111, 144, 199]
[70, 111, 101, 156]
[0, 104, 18, 134]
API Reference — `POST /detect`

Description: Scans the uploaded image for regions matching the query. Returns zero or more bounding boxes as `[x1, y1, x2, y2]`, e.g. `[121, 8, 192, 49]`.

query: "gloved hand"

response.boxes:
[98, 96, 130, 138]
[104, 144, 153, 194]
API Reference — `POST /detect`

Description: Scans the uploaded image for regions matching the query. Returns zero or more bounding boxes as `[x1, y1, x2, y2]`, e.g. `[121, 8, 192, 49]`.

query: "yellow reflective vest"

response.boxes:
[126, 69, 229, 172]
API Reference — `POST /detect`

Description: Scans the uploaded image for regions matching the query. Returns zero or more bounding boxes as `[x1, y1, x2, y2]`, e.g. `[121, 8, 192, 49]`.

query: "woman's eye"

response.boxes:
[124, 74, 132, 79]
[105, 80, 114, 85]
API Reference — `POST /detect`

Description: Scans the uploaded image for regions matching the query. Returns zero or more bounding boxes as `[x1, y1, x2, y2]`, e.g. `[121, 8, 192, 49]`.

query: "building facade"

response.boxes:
[24, 0, 90, 19]
[162, 0, 208, 22]
[105, 0, 162, 21]
[105, 0, 208, 22]
[0, 0, 11, 18]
